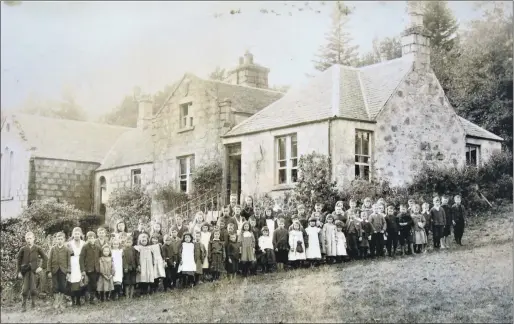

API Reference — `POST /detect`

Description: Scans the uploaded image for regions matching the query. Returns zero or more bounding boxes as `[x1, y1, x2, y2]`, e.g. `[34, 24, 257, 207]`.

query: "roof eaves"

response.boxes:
[222, 118, 334, 138]
[466, 134, 504, 142]
[96, 161, 153, 172]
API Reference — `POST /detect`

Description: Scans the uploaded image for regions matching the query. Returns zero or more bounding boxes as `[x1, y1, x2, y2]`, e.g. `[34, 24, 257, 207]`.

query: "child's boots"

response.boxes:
[21, 296, 27, 312]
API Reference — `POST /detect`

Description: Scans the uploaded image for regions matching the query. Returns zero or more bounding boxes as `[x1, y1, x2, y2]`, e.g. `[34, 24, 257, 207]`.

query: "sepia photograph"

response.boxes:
[0, 1, 512, 323]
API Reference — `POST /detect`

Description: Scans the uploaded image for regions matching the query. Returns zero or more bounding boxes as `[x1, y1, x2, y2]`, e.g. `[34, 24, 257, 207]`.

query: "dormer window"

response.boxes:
[180, 102, 193, 128]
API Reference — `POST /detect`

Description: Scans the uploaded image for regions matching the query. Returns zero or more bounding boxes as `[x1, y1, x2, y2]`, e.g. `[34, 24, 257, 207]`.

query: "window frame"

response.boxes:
[465, 144, 481, 167]
[275, 134, 298, 185]
[179, 102, 193, 129]
[178, 155, 195, 193]
[131, 169, 142, 187]
[354, 130, 373, 181]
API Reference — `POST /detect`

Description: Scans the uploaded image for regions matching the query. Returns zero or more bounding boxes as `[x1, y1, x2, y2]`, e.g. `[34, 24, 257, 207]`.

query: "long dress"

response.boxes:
[411, 213, 428, 244]
[179, 242, 197, 276]
[288, 230, 306, 261]
[305, 226, 322, 260]
[68, 240, 85, 291]
[150, 244, 166, 279]
[335, 231, 348, 256]
[135, 245, 155, 283]
[200, 232, 212, 269]
[240, 231, 256, 262]
[322, 223, 337, 256]
[208, 240, 226, 273]
[97, 256, 115, 292]
[111, 249, 123, 285]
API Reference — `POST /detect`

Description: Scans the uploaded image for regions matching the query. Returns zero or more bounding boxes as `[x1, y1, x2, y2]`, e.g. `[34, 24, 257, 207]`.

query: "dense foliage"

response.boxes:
[191, 161, 223, 197]
[106, 185, 152, 231]
[152, 182, 189, 214]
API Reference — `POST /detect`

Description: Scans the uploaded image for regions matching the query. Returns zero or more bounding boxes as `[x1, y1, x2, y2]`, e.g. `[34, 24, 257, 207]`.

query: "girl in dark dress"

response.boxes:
[359, 212, 374, 259]
[208, 230, 225, 281]
[241, 195, 255, 221]
[226, 233, 241, 281]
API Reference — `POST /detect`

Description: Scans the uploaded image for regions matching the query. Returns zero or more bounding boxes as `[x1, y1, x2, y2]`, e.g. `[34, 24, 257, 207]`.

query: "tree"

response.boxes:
[444, 4, 513, 151]
[208, 66, 226, 81]
[99, 95, 138, 127]
[356, 36, 402, 67]
[18, 90, 87, 121]
[422, 1, 460, 92]
[312, 1, 359, 71]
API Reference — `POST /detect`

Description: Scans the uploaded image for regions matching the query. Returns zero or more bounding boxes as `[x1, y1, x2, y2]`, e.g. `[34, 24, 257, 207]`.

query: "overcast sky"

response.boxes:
[0, 1, 491, 119]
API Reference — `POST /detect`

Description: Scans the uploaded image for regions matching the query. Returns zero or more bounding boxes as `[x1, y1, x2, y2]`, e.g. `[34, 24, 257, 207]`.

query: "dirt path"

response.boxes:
[2, 241, 512, 323]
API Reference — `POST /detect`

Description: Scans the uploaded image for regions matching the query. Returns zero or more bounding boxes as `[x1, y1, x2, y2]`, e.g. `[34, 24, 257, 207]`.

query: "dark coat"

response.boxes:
[47, 245, 72, 274]
[441, 204, 452, 226]
[161, 238, 181, 266]
[398, 212, 414, 234]
[241, 207, 255, 221]
[451, 204, 467, 225]
[17, 245, 48, 274]
[122, 246, 140, 272]
[429, 207, 446, 226]
[79, 242, 101, 273]
[385, 213, 400, 233]
[272, 227, 289, 251]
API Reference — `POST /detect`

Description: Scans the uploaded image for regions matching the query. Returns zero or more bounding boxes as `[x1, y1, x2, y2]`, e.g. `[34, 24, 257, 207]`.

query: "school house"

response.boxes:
[220, 1, 503, 196]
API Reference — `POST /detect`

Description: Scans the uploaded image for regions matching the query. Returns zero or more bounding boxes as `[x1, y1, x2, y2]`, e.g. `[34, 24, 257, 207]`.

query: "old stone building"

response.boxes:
[0, 114, 131, 219]
[221, 2, 503, 198]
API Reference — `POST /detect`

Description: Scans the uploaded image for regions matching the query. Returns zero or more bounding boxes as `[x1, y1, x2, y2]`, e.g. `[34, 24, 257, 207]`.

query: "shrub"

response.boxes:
[19, 198, 86, 235]
[107, 185, 152, 231]
[153, 182, 189, 213]
[191, 161, 223, 197]
[78, 214, 104, 234]
[293, 152, 339, 214]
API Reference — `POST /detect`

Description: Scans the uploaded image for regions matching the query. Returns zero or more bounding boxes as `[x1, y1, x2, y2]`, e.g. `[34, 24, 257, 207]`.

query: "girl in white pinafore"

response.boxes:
[288, 222, 306, 267]
[335, 220, 348, 262]
[68, 227, 85, 306]
[111, 238, 124, 299]
[199, 223, 212, 271]
[305, 218, 322, 262]
[179, 232, 197, 288]
[135, 233, 155, 295]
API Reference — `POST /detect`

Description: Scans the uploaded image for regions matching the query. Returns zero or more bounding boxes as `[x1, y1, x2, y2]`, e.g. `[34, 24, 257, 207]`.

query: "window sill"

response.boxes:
[177, 126, 195, 134]
[271, 183, 296, 192]
[1, 197, 13, 202]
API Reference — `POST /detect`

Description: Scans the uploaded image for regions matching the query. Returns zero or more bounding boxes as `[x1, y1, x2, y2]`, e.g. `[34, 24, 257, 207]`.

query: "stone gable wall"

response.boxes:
[374, 69, 467, 186]
[29, 158, 98, 212]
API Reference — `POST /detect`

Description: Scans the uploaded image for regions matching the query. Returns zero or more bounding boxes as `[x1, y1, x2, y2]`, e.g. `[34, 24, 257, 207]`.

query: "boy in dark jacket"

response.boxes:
[17, 231, 48, 312]
[451, 195, 467, 245]
[384, 205, 400, 257]
[79, 231, 101, 304]
[441, 195, 453, 249]
[430, 196, 446, 250]
[398, 204, 414, 255]
[370, 203, 387, 258]
[47, 232, 71, 312]
[272, 218, 289, 272]
[162, 230, 181, 290]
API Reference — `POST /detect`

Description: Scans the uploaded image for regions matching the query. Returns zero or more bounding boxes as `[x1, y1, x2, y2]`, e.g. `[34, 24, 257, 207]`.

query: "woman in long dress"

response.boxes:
[68, 227, 85, 306]
[199, 223, 212, 273]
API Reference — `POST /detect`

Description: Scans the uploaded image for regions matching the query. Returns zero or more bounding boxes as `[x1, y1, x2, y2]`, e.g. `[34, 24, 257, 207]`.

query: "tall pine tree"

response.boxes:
[313, 1, 359, 71]
[422, 1, 459, 91]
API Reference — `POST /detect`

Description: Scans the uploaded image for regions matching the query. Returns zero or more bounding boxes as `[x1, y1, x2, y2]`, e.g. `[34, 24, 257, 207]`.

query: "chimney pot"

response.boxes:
[137, 94, 153, 129]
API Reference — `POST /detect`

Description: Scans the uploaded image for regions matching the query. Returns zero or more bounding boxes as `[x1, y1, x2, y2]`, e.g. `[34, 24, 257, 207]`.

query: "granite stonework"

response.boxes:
[94, 162, 153, 223]
[29, 158, 99, 212]
[374, 69, 467, 186]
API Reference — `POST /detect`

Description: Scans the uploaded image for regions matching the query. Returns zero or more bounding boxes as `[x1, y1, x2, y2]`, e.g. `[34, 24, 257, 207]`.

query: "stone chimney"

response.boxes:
[401, 1, 430, 72]
[137, 94, 153, 130]
[225, 51, 270, 89]
[379, 49, 388, 62]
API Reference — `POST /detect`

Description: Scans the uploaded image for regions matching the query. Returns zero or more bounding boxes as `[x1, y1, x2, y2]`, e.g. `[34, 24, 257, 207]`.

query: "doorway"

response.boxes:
[226, 143, 242, 205]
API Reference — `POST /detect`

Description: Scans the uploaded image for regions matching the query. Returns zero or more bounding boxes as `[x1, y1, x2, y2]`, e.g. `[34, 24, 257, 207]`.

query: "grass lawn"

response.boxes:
[2, 208, 512, 323]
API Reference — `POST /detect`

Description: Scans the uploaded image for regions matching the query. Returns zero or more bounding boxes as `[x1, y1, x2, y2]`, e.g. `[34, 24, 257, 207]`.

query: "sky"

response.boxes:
[0, 1, 491, 120]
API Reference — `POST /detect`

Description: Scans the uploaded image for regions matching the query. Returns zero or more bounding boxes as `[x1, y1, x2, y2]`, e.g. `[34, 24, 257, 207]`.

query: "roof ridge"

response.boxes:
[12, 113, 133, 130]
[200, 77, 285, 95]
[358, 56, 407, 70]
[356, 70, 371, 119]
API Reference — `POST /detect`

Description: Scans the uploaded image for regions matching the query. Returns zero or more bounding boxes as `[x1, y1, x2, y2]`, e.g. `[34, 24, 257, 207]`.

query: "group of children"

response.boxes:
[16, 194, 467, 312]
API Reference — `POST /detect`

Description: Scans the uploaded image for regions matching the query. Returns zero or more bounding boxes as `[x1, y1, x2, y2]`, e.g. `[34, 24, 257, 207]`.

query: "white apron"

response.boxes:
[112, 249, 123, 283]
[266, 219, 276, 238]
[235, 216, 245, 236]
[335, 231, 348, 256]
[200, 232, 211, 269]
[305, 226, 322, 259]
[69, 240, 85, 283]
[288, 230, 306, 261]
[180, 243, 196, 273]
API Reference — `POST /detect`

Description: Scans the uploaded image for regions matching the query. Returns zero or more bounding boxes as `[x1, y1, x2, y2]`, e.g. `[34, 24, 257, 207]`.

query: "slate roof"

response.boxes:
[224, 56, 414, 137]
[97, 128, 154, 170]
[9, 113, 132, 163]
[458, 116, 503, 141]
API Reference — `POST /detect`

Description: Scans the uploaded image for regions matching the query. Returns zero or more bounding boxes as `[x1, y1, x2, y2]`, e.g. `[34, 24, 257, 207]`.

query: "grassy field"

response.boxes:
[2, 208, 512, 323]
